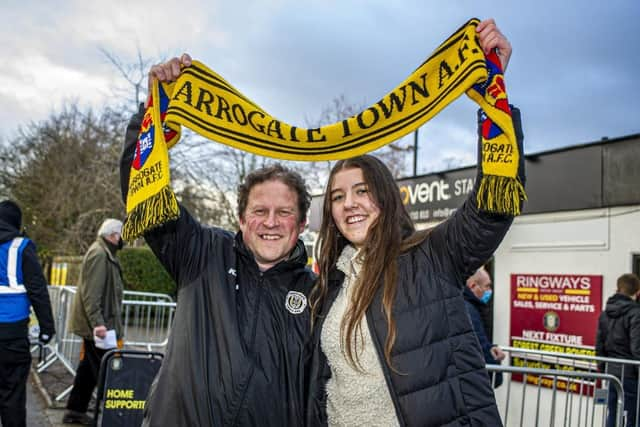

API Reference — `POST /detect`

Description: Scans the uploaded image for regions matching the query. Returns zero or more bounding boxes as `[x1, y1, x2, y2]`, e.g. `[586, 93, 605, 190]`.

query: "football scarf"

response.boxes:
[123, 17, 526, 241]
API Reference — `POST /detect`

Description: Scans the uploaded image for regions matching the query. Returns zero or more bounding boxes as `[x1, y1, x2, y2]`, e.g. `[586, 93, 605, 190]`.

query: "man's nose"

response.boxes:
[263, 211, 279, 227]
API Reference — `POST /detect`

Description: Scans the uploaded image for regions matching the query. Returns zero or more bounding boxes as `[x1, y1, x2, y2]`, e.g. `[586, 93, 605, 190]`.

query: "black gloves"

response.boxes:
[39, 331, 53, 345]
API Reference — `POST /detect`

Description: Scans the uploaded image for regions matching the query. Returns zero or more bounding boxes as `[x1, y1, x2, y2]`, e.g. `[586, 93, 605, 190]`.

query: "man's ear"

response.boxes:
[298, 220, 307, 234]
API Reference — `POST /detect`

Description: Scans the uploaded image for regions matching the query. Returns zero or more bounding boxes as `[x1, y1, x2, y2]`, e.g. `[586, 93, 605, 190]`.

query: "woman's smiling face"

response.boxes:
[330, 167, 380, 249]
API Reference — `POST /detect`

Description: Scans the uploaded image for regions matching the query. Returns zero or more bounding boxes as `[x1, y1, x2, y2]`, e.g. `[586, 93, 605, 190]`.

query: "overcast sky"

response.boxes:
[2, 1, 638, 174]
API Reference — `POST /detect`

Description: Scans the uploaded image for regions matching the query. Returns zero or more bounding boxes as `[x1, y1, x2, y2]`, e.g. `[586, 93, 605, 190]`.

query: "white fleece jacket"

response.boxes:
[320, 245, 400, 427]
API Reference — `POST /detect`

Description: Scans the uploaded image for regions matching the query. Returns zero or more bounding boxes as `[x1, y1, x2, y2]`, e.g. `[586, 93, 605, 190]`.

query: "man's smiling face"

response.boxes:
[239, 179, 305, 271]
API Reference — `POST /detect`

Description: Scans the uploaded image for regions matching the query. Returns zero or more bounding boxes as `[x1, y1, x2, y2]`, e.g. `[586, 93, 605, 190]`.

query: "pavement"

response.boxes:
[23, 367, 89, 427]
[25, 372, 53, 427]
[25, 369, 63, 427]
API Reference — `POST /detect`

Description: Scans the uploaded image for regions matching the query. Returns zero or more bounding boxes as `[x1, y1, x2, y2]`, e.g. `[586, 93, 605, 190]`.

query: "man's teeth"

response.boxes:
[261, 234, 280, 240]
[347, 215, 365, 224]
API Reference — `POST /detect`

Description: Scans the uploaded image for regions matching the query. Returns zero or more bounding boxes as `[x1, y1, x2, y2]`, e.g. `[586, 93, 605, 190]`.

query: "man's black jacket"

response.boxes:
[463, 287, 503, 388]
[596, 293, 640, 378]
[121, 108, 316, 426]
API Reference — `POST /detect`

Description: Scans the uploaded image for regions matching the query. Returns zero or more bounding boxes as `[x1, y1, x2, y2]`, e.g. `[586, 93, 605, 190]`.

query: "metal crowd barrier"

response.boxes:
[487, 365, 623, 427]
[488, 345, 640, 427]
[121, 290, 175, 351]
[38, 285, 176, 402]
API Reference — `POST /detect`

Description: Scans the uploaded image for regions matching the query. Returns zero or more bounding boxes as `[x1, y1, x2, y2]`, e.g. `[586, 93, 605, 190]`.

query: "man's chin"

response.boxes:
[256, 251, 286, 266]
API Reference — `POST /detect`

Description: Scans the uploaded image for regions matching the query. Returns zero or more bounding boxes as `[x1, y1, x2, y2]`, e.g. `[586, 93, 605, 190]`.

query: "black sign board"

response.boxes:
[396, 169, 476, 224]
[95, 350, 163, 427]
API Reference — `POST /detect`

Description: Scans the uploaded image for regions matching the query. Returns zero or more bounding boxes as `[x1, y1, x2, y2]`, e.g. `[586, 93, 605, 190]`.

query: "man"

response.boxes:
[0, 200, 55, 427]
[119, 54, 316, 426]
[596, 273, 640, 427]
[63, 219, 125, 425]
[464, 266, 505, 387]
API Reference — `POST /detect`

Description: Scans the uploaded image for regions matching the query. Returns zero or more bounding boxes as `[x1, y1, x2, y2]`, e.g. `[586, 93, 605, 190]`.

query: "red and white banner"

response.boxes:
[509, 273, 603, 391]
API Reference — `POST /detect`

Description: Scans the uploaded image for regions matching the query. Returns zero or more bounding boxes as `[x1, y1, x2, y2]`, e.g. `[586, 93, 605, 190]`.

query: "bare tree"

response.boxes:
[302, 94, 413, 185]
[100, 46, 151, 108]
[99, 48, 241, 229]
[0, 104, 127, 256]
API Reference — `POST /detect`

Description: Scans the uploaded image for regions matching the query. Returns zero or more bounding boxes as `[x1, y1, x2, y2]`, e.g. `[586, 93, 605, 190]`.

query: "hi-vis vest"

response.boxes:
[0, 237, 31, 323]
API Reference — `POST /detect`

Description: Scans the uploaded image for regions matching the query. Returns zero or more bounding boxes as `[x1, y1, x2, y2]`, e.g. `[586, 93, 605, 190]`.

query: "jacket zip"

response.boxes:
[230, 271, 264, 426]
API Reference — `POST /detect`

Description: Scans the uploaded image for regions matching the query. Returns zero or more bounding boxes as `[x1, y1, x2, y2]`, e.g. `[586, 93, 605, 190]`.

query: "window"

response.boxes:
[633, 254, 640, 276]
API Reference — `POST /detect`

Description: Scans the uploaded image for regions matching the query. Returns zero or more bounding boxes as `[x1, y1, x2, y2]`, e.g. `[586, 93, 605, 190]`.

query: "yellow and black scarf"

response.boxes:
[123, 18, 526, 241]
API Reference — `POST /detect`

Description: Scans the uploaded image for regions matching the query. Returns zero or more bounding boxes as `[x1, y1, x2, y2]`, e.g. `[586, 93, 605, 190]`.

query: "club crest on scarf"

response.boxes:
[472, 52, 511, 140]
[133, 110, 154, 170]
[134, 85, 180, 171]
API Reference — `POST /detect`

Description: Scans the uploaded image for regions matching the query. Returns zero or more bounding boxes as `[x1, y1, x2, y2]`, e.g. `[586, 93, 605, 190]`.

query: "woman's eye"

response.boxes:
[331, 194, 344, 202]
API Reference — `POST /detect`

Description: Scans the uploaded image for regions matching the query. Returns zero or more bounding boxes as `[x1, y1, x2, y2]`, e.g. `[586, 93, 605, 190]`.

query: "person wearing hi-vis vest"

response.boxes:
[63, 218, 125, 425]
[0, 200, 55, 427]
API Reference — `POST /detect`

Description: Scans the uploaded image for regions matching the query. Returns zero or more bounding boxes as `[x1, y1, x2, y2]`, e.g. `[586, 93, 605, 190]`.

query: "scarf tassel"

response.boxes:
[122, 186, 179, 241]
[476, 175, 527, 216]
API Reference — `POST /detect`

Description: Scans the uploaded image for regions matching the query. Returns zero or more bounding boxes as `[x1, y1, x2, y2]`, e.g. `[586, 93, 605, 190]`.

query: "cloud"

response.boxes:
[0, 55, 113, 135]
[2, 0, 638, 172]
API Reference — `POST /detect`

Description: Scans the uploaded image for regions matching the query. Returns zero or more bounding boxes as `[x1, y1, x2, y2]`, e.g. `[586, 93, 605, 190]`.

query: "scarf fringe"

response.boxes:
[476, 175, 527, 216]
[122, 186, 179, 241]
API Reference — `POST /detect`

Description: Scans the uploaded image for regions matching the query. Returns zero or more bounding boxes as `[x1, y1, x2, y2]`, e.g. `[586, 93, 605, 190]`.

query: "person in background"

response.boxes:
[464, 266, 505, 387]
[306, 19, 523, 426]
[0, 200, 55, 427]
[63, 219, 125, 425]
[596, 273, 640, 427]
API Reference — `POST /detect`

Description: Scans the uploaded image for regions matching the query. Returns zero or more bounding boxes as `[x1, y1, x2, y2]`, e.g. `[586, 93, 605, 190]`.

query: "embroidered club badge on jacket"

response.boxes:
[285, 291, 307, 314]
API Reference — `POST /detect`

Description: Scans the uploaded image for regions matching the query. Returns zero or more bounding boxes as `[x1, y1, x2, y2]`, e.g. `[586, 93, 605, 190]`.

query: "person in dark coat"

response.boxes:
[120, 59, 316, 425]
[596, 273, 640, 427]
[0, 200, 55, 427]
[464, 266, 505, 388]
[306, 19, 524, 426]
[63, 219, 125, 425]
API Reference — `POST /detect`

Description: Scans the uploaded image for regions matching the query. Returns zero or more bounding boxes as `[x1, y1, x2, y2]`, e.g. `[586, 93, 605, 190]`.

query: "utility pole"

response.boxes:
[413, 128, 419, 176]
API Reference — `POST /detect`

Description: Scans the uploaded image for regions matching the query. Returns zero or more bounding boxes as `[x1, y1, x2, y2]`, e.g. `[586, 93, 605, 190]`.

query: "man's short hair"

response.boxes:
[466, 266, 490, 288]
[237, 164, 311, 223]
[98, 218, 123, 237]
[617, 273, 640, 297]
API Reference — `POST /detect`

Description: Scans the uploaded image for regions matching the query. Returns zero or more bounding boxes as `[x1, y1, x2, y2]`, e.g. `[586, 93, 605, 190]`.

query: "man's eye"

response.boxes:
[254, 209, 266, 216]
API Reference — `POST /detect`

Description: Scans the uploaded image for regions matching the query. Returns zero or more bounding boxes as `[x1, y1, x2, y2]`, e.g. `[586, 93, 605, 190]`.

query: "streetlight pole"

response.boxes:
[413, 128, 419, 176]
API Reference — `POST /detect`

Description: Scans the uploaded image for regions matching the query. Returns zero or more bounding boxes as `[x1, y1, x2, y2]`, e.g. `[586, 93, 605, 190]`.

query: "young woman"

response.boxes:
[307, 19, 523, 427]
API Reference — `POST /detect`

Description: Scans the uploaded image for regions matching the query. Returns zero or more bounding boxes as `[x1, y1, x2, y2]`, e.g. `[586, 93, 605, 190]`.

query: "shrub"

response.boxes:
[118, 247, 175, 297]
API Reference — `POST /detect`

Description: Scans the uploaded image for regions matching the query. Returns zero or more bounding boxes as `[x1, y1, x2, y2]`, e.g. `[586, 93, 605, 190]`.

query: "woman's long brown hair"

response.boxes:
[310, 155, 428, 371]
